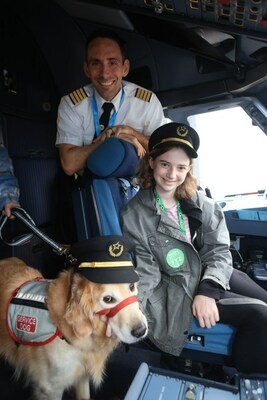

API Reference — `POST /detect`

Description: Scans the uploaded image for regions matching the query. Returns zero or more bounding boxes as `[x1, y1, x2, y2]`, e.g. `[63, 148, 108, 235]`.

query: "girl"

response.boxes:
[120, 122, 267, 374]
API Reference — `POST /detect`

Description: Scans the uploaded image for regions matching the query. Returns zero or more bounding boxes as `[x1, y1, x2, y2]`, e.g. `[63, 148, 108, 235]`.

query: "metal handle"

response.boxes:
[0, 208, 77, 264]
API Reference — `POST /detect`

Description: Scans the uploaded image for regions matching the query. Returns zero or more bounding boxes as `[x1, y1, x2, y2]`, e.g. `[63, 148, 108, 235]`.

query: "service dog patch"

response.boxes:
[7, 278, 63, 346]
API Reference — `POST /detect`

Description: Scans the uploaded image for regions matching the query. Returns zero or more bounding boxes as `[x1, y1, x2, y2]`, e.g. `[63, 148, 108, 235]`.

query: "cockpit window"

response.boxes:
[188, 107, 267, 201]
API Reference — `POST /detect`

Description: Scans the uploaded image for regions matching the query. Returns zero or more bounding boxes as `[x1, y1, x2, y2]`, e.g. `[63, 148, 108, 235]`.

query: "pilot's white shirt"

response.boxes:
[56, 80, 167, 146]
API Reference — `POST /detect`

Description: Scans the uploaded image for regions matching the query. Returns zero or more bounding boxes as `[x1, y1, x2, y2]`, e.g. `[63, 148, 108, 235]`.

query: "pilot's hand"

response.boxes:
[192, 295, 219, 328]
[93, 124, 133, 142]
[123, 136, 146, 158]
[92, 127, 114, 143]
[93, 125, 146, 158]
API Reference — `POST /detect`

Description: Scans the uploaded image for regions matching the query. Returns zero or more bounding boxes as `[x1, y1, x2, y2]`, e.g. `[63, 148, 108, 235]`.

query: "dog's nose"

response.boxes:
[131, 322, 147, 339]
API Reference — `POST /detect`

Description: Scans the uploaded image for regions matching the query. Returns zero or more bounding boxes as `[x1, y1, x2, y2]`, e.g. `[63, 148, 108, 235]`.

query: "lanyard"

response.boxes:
[92, 86, 125, 137]
[154, 190, 186, 235]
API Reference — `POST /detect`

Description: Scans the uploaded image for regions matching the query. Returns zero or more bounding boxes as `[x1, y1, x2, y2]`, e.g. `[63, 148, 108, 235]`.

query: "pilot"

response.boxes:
[56, 28, 169, 176]
[120, 121, 267, 375]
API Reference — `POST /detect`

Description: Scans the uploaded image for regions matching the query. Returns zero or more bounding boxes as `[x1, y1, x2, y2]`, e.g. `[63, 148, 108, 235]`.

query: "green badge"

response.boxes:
[166, 248, 185, 269]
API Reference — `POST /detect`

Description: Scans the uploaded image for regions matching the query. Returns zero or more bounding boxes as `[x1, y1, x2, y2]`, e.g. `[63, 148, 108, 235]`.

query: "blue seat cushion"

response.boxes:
[184, 318, 236, 356]
[87, 138, 139, 178]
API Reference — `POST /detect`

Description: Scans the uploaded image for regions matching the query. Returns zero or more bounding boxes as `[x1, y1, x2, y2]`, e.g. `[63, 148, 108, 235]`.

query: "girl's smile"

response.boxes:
[149, 147, 191, 198]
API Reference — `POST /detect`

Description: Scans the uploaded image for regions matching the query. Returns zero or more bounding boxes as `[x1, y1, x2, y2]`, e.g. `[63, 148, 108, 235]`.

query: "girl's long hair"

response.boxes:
[137, 146, 198, 199]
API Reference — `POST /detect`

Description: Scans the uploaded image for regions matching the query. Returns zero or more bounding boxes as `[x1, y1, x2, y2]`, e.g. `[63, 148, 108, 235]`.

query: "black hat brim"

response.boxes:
[77, 266, 139, 284]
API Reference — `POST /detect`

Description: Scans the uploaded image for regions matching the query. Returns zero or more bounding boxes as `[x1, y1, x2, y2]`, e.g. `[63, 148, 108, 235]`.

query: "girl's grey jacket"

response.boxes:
[120, 188, 233, 356]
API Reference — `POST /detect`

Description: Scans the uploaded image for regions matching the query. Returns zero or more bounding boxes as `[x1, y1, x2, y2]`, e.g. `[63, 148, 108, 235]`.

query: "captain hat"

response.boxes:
[148, 122, 200, 158]
[71, 235, 139, 284]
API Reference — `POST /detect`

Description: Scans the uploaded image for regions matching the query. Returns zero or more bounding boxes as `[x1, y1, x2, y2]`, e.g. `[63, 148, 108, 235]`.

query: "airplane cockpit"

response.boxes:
[0, 1, 267, 399]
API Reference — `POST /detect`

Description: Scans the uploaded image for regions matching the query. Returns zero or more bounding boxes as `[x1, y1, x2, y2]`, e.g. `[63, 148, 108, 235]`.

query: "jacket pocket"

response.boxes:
[146, 277, 191, 342]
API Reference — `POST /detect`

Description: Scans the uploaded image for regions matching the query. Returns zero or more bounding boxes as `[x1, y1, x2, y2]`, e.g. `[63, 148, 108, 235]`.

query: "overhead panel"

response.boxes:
[121, 1, 267, 33]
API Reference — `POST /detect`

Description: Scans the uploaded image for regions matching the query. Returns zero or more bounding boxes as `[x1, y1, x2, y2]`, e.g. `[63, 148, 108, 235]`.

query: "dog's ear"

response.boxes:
[64, 274, 95, 338]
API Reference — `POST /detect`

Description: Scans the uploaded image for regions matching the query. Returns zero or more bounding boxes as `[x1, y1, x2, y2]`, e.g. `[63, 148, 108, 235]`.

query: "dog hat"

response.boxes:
[71, 236, 139, 284]
[148, 122, 200, 158]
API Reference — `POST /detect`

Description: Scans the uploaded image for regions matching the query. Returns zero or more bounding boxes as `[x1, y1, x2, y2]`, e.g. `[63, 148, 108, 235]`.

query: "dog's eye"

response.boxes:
[103, 295, 115, 304]
[129, 283, 135, 292]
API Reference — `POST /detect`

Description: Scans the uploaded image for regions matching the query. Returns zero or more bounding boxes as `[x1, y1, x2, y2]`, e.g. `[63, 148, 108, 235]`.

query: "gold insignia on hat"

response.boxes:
[69, 87, 88, 105]
[176, 126, 188, 137]
[135, 88, 152, 102]
[108, 241, 124, 257]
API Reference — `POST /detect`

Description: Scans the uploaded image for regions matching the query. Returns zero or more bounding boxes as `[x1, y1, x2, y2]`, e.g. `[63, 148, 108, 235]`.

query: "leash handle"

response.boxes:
[11, 208, 64, 254]
[0, 208, 33, 246]
[0, 208, 77, 264]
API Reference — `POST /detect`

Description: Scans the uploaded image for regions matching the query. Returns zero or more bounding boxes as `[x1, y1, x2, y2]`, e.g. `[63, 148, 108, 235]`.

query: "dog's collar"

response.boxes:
[96, 295, 138, 318]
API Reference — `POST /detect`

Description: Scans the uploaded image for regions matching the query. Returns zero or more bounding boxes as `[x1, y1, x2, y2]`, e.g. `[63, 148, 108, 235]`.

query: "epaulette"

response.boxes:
[135, 88, 152, 102]
[68, 87, 88, 105]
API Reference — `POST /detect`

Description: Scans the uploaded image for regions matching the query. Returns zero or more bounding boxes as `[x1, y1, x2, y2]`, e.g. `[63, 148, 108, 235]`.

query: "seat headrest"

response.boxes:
[86, 138, 139, 178]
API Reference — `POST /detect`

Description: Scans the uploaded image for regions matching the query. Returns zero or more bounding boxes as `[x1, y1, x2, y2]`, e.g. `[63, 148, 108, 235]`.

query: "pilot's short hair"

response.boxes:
[85, 28, 127, 60]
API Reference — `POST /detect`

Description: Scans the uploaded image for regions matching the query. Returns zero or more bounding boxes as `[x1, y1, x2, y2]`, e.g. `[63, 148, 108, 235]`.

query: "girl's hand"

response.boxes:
[192, 295, 219, 328]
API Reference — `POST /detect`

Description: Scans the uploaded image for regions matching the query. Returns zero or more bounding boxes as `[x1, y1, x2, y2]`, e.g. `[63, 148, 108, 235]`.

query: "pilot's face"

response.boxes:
[84, 38, 130, 101]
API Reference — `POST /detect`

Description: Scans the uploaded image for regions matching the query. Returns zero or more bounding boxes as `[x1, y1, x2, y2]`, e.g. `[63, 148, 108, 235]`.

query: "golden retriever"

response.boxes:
[0, 257, 148, 400]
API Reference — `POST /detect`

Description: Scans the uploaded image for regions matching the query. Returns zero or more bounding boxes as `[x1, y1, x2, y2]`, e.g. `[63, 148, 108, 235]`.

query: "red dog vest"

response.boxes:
[7, 278, 63, 346]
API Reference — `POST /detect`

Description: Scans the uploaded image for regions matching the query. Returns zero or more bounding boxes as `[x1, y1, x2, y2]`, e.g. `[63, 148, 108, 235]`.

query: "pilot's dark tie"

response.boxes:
[99, 102, 114, 132]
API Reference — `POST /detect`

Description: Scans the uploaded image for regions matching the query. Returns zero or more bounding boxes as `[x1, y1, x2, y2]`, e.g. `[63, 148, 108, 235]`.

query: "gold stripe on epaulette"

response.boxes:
[69, 87, 88, 105]
[135, 88, 152, 102]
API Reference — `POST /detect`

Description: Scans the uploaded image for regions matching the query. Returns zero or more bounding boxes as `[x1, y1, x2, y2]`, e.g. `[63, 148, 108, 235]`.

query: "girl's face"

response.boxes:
[149, 147, 191, 196]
